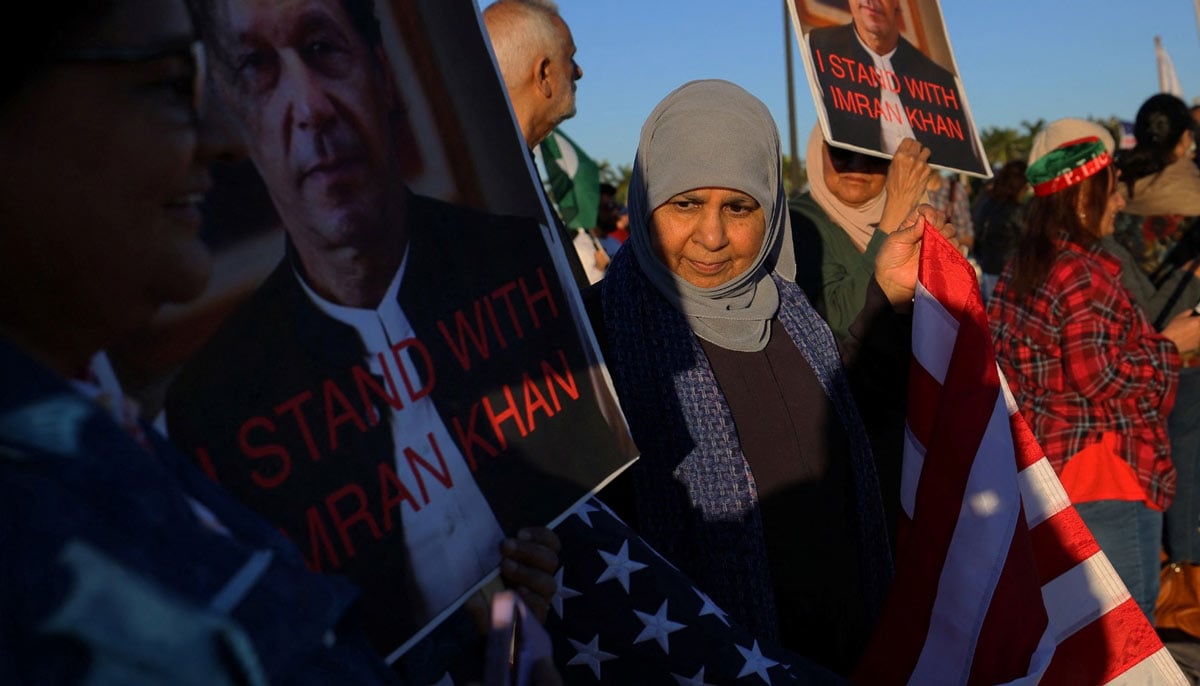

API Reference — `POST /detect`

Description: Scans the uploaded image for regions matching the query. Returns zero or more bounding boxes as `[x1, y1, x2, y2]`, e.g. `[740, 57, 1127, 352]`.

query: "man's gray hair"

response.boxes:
[482, 0, 565, 91]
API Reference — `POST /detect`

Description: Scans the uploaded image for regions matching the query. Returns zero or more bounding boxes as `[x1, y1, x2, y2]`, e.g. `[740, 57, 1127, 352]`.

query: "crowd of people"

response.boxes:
[4, 0, 1200, 683]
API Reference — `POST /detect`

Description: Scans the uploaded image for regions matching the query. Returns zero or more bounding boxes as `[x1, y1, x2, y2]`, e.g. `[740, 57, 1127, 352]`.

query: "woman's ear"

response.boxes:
[1074, 187, 1089, 226]
[1172, 129, 1195, 163]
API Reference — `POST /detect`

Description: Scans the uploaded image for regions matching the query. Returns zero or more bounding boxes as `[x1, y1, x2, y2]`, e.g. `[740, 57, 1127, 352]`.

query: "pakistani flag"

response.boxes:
[539, 128, 600, 230]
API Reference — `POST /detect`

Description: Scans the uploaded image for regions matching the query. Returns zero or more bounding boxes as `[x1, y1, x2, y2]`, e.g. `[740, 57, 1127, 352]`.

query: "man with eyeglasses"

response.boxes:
[0, 0, 414, 683]
[165, 0, 621, 675]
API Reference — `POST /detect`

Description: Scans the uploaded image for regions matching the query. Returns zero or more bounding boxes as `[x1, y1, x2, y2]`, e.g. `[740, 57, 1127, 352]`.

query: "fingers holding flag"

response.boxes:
[873, 203, 959, 308]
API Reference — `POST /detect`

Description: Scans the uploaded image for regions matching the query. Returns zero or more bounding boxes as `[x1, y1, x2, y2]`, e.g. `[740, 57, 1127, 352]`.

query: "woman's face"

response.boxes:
[1097, 167, 1125, 237]
[650, 187, 766, 288]
[822, 143, 888, 207]
[0, 0, 239, 355]
[1174, 128, 1196, 163]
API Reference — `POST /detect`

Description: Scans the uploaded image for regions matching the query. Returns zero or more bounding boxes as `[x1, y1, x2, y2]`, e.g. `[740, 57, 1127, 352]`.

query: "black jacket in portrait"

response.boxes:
[807, 23, 986, 175]
[164, 191, 621, 654]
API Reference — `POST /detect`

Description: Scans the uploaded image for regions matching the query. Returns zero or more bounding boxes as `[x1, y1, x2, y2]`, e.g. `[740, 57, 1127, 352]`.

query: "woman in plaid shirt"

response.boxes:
[988, 119, 1200, 622]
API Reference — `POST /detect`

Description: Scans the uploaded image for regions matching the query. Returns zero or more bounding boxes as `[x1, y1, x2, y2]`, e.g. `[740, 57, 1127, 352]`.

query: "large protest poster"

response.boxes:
[107, 0, 636, 662]
[788, 0, 991, 177]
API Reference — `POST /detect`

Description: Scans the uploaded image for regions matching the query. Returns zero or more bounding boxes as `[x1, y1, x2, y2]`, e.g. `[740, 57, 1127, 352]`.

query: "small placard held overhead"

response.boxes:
[788, 0, 991, 177]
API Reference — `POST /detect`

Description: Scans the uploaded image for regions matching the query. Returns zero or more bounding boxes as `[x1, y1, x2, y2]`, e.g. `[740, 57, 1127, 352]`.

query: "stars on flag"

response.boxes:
[552, 566, 582, 618]
[735, 640, 779, 684]
[573, 499, 602, 527]
[632, 600, 687, 653]
[545, 496, 828, 683]
[566, 634, 618, 680]
[595, 540, 648, 593]
[672, 666, 717, 686]
[694, 586, 730, 626]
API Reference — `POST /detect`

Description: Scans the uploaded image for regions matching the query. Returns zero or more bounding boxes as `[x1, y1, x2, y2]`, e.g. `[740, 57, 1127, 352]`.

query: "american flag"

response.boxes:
[547, 498, 844, 684]
[853, 226, 1186, 685]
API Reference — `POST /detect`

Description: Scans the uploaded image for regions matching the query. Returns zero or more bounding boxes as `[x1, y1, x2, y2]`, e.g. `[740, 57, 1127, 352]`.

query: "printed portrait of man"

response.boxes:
[165, 0, 629, 655]
[804, 0, 987, 175]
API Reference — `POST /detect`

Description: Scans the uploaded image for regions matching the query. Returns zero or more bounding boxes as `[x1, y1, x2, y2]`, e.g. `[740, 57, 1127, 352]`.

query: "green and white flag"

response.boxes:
[539, 128, 600, 230]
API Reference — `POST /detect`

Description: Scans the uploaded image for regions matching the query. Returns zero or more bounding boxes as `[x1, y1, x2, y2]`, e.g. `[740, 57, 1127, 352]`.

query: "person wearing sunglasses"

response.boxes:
[786, 127, 934, 542]
[0, 1, 412, 683]
[789, 128, 933, 343]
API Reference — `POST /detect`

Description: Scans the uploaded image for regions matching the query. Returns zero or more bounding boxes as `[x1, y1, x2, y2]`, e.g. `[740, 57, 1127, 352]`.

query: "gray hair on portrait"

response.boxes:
[482, 0, 565, 92]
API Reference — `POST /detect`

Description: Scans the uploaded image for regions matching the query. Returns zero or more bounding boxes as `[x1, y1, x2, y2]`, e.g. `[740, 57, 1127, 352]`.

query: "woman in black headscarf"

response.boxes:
[591, 79, 955, 674]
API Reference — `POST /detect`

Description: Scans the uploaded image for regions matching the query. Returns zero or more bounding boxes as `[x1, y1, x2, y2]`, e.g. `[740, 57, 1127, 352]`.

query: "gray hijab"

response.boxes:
[627, 79, 797, 353]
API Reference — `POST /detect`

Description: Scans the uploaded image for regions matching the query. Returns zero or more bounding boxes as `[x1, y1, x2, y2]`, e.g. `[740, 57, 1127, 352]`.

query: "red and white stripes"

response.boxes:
[853, 226, 1184, 685]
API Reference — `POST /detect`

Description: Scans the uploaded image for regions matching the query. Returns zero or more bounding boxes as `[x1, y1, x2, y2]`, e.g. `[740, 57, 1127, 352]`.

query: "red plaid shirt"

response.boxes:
[988, 239, 1180, 509]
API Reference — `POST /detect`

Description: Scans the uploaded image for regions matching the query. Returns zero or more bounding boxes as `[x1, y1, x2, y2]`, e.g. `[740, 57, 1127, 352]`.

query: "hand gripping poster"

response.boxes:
[789, 0, 991, 177]
[106, 0, 636, 662]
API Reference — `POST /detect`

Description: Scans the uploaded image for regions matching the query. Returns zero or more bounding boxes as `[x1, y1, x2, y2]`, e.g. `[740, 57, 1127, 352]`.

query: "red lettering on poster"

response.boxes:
[325, 483, 383, 559]
[324, 379, 368, 451]
[390, 338, 435, 402]
[482, 296, 510, 351]
[492, 281, 525, 341]
[452, 402, 500, 471]
[303, 504, 341, 573]
[404, 432, 454, 505]
[522, 371, 555, 432]
[828, 52, 847, 79]
[378, 460, 421, 532]
[238, 415, 292, 489]
[901, 75, 961, 110]
[194, 446, 220, 483]
[520, 267, 558, 329]
[830, 84, 857, 115]
[484, 384, 529, 450]
[818, 49, 970, 143]
[437, 301, 493, 371]
[541, 349, 579, 410]
[352, 361, 403, 425]
[274, 391, 322, 462]
[203, 263, 595, 561]
[905, 106, 965, 141]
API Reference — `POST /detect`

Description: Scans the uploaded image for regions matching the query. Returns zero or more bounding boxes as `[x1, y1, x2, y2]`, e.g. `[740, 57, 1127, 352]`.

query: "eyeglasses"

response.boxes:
[54, 40, 207, 122]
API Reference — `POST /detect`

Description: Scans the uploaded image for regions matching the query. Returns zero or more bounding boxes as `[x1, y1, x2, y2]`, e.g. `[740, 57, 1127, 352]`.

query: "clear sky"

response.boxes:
[550, 0, 1200, 169]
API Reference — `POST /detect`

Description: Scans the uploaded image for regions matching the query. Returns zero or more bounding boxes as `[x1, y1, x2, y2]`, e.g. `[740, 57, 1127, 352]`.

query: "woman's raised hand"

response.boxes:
[879, 139, 934, 234]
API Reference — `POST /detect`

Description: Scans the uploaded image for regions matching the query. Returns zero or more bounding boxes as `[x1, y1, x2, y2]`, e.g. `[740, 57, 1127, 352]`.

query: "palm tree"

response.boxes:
[980, 126, 1022, 164]
[1015, 119, 1046, 158]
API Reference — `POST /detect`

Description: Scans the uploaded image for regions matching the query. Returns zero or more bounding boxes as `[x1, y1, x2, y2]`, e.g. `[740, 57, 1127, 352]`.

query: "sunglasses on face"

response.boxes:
[826, 144, 889, 172]
[54, 39, 207, 123]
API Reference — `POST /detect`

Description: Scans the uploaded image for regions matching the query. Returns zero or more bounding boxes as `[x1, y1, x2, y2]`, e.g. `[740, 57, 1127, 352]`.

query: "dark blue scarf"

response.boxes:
[600, 248, 893, 640]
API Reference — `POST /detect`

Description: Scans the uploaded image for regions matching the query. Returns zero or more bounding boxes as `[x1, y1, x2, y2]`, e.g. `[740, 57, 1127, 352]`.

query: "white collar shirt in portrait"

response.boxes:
[856, 32, 916, 155]
[297, 248, 505, 615]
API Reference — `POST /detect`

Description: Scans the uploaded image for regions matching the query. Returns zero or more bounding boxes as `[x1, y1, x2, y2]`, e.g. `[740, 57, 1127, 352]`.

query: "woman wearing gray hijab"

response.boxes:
[590, 80, 955, 674]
